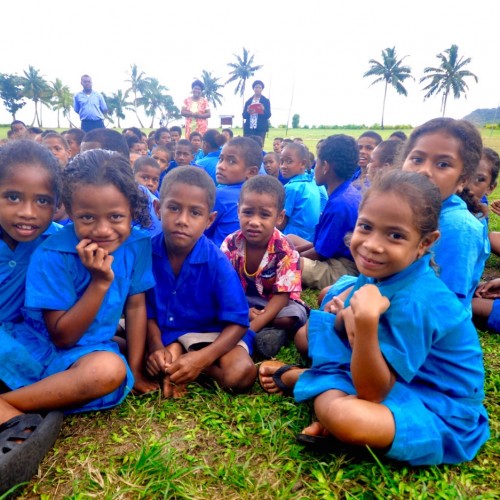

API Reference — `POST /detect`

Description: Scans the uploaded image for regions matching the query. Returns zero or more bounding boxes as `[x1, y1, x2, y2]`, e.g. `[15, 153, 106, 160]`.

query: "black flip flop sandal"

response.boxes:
[0, 412, 64, 495]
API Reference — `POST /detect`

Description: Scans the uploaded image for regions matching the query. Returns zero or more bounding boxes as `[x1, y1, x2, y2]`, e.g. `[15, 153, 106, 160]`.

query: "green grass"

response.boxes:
[3, 126, 500, 498]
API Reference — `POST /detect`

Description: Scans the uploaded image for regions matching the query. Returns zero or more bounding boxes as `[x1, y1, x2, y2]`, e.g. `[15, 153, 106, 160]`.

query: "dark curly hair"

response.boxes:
[318, 134, 359, 180]
[0, 139, 62, 205]
[62, 149, 150, 228]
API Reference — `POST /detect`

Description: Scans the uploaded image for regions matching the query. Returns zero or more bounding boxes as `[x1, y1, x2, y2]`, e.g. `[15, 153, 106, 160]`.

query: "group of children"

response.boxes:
[0, 115, 497, 491]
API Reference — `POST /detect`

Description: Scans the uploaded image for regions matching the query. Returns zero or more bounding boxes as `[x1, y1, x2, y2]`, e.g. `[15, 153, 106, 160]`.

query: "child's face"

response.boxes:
[357, 137, 378, 169]
[158, 182, 215, 256]
[69, 183, 132, 254]
[467, 157, 496, 200]
[402, 131, 466, 200]
[175, 145, 194, 166]
[366, 146, 384, 180]
[43, 138, 70, 168]
[350, 192, 438, 280]
[130, 142, 148, 156]
[157, 132, 171, 146]
[152, 150, 170, 172]
[238, 191, 284, 249]
[273, 139, 282, 153]
[170, 131, 181, 143]
[216, 144, 252, 185]
[135, 166, 160, 194]
[64, 136, 80, 158]
[263, 154, 279, 177]
[0, 164, 56, 250]
[280, 146, 306, 179]
[190, 136, 202, 149]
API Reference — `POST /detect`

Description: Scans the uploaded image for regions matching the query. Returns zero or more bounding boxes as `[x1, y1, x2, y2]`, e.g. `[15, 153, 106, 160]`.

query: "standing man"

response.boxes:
[73, 75, 108, 133]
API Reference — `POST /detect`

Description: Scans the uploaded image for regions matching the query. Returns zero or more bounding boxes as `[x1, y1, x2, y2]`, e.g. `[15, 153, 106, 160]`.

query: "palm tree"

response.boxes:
[199, 70, 223, 108]
[138, 78, 169, 128]
[363, 47, 412, 129]
[125, 63, 147, 127]
[51, 78, 73, 128]
[226, 47, 263, 103]
[104, 90, 131, 128]
[21, 66, 52, 126]
[420, 44, 478, 116]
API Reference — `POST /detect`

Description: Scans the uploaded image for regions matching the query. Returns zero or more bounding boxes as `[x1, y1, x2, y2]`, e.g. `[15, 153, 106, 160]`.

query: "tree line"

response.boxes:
[0, 45, 477, 130]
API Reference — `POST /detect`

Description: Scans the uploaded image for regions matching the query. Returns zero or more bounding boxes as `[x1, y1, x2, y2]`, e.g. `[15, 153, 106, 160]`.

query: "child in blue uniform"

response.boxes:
[146, 166, 257, 398]
[402, 118, 489, 313]
[204, 137, 260, 247]
[0, 140, 62, 441]
[278, 143, 320, 241]
[1, 150, 157, 419]
[288, 135, 361, 291]
[260, 170, 489, 466]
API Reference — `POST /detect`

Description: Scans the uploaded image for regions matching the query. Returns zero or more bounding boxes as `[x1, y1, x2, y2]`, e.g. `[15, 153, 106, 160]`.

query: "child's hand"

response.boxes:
[76, 238, 114, 284]
[249, 307, 264, 321]
[490, 200, 500, 217]
[167, 350, 206, 385]
[324, 296, 345, 315]
[475, 278, 500, 298]
[349, 284, 390, 322]
[146, 348, 169, 377]
[132, 372, 159, 394]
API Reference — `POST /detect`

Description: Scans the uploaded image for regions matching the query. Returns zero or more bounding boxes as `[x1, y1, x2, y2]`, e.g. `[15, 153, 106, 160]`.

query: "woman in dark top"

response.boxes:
[243, 80, 272, 141]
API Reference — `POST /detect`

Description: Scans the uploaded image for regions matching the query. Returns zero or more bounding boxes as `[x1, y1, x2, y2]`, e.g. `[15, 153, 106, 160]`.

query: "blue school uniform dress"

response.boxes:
[146, 233, 254, 353]
[295, 255, 489, 466]
[11, 224, 155, 413]
[204, 182, 243, 247]
[195, 149, 220, 183]
[0, 223, 61, 389]
[433, 194, 489, 313]
[314, 181, 361, 259]
[283, 173, 321, 241]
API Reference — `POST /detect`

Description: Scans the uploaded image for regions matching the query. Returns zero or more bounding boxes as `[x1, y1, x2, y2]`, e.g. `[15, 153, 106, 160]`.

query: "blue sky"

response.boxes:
[2, 0, 499, 129]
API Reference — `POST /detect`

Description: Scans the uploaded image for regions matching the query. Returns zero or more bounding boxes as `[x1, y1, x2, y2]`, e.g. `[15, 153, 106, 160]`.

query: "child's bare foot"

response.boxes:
[258, 360, 305, 395]
[172, 383, 187, 398]
[301, 420, 330, 438]
[161, 375, 174, 398]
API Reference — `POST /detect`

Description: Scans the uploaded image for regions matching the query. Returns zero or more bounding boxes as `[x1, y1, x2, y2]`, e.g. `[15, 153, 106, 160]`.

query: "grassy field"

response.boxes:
[2, 127, 500, 498]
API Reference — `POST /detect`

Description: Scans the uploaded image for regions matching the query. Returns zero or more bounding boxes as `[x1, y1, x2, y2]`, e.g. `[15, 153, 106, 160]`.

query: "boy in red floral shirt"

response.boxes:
[221, 176, 308, 358]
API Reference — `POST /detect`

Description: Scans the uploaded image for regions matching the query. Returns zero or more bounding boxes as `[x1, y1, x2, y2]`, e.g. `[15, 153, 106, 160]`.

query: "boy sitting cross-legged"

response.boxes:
[222, 176, 308, 359]
[145, 166, 257, 397]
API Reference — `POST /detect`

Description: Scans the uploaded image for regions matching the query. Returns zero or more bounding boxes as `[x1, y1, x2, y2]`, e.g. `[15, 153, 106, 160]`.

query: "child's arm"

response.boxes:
[300, 246, 323, 260]
[348, 284, 395, 403]
[249, 293, 290, 332]
[489, 232, 500, 256]
[124, 293, 158, 393]
[167, 324, 247, 384]
[43, 239, 114, 348]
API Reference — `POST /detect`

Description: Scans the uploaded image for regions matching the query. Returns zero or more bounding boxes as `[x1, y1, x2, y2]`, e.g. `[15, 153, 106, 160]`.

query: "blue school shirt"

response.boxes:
[283, 173, 321, 241]
[195, 149, 220, 183]
[146, 233, 250, 347]
[313, 181, 361, 260]
[0, 222, 60, 324]
[24, 224, 155, 348]
[295, 255, 489, 465]
[433, 194, 489, 313]
[204, 182, 243, 247]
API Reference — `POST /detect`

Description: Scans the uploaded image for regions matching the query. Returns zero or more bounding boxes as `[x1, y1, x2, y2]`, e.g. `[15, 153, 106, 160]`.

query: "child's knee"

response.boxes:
[221, 354, 257, 391]
[79, 352, 127, 393]
[314, 394, 358, 440]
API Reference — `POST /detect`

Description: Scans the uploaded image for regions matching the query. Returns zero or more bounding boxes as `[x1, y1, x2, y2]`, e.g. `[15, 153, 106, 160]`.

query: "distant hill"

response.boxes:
[463, 107, 500, 126]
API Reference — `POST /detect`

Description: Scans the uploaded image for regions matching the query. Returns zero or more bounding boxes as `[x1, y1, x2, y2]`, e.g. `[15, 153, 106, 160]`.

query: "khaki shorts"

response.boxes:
[177, 332, 250, 354]
[302, 257, 358, 290]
